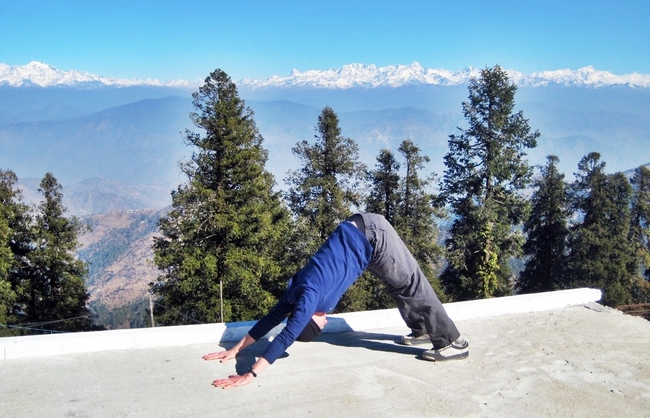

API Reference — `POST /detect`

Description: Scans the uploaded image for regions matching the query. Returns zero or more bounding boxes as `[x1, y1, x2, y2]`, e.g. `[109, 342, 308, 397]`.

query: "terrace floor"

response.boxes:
[1, 291, 649, 417]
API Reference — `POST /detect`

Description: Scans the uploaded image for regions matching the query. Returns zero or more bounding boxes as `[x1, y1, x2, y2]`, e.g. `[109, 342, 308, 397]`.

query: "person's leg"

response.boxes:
[360, 213, 460, 348]
[379, 279, 429, 343]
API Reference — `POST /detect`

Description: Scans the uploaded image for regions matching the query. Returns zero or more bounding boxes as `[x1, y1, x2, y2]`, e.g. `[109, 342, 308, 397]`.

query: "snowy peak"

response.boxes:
[511, 66, 650, 88]
[241, 62, 483, 89]
[0, 61, 195, 88]
[2, 61, 649, 90]
[242, 62, 650, 89]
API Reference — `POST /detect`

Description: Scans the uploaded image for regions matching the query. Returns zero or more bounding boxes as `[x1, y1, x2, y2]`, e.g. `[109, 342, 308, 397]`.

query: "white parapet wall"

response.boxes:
[1, 288, 602, 360]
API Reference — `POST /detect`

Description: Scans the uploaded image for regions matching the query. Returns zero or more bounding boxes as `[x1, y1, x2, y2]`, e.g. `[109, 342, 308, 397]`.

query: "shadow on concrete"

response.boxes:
[321, 316, 354, 333]
[213, 339, 290, 375]
[317, 330, 424, 357]
[212, 315, 420, 373]
[318, 316, 423, 357]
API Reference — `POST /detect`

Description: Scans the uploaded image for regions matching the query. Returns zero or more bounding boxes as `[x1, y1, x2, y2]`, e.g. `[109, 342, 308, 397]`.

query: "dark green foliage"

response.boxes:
[22, 173, 93, 332]
[518, 155, 570, 293]
[89, 298, 149, 329]
[152, 69, 293, 325]
[1, 172, 94, 334]
[395, 140, 446, 292]
[0, 169, 26, 335]
[629, 166, 650, 282]
[1, 170, 96, 335]
[353, 148, 403, 312]
[440, 65, 538, 301]
[0, 216, 13, 333]
[629, 165, 650, 304]
[384, 140, 447, 302]
[366, 149, 401, 223]
[334, 271, 393, 313]
[344, 139, 448, 312]
[285, 106, 370, 312]
[285, 106, 367, 258]
[566, 153, 636, 307]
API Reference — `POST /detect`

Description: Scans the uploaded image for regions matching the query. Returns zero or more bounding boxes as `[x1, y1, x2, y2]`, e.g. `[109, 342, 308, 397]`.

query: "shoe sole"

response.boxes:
[421, 350, 469, 362]
[399, 339, 431, 346]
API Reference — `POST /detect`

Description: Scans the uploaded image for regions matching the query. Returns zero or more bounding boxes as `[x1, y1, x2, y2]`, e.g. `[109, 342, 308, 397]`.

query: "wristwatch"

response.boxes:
[247, 367, 257, 377]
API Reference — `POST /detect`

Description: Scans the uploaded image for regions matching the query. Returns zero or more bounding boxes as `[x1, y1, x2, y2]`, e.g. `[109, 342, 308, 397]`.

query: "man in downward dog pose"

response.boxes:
[204, 213, 468, 388]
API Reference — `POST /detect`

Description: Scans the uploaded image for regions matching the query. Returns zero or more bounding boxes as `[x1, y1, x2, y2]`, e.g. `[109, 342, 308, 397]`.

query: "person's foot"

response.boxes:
[399, 332, 431, 345]
[421, 336, 469, 361]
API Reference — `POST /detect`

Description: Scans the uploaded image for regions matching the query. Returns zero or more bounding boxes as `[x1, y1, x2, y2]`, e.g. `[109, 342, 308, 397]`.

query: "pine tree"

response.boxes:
[605, 172, 636, 306]
[357, 140, 448, 310]
[629, 165, 650, 282]
[284, 106, 369, 312]
[566, 153, 635, 307]
[365, 149, 401, 223]
[518, 155, 570, 293]
[629, 165, 650, 303]
[353, 148, 401, 311]
[152, 69, 293, 324]
[395, 140, 446, 297]
[440, 65, 539, 301]
[0, 219, 14, 334]
[1, 169, 37, 335]
[26, 173, 92, 332]
[0, 169, 23, 335]
[285, 106, 367, 257]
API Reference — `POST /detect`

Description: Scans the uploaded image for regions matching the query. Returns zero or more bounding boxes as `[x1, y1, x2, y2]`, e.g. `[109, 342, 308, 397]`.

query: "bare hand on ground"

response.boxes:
[202, 350, 235, 362]
[212, 373, 252, 389]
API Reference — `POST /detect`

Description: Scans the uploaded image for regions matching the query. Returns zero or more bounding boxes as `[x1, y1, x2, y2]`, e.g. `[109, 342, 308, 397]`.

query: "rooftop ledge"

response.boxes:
[1, 288, 602, 360]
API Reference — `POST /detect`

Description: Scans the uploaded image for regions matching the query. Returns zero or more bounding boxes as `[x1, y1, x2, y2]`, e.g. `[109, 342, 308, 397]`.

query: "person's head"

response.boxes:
[296, 312, 327, 342]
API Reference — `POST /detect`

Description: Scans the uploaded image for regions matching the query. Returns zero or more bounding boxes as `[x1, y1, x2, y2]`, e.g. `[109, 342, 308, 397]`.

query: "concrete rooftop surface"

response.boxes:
[1, 289, 649, 418]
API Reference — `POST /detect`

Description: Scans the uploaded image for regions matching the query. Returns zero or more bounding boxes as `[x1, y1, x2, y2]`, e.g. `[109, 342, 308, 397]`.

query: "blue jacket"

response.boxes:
[248, 221, 372, 364]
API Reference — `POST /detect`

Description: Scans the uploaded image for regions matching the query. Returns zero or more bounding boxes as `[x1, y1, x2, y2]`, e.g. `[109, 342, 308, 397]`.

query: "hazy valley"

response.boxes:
[2, 64, 649, 327]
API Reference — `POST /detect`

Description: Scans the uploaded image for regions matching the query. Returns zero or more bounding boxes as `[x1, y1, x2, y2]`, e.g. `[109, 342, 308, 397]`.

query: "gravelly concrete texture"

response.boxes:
[1, 302, 649, 418]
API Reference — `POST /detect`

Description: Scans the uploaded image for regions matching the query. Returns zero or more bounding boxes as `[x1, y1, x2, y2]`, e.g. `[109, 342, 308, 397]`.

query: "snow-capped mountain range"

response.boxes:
[1, 61, 649, 89]
[0, 61, 196, 89]
[244, 63, 650, 89]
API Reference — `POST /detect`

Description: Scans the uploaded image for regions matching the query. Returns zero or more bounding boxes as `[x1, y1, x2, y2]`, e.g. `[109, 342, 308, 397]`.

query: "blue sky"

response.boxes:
[1, 0, 648, 82]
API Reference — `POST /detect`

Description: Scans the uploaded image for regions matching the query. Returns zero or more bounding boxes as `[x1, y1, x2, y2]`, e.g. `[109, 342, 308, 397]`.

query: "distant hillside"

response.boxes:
[16, 177, 176, 217]
[1, 95, 193, 186]
[77, 209, 165, 312]
[0, 84, 193, 122]
[2, 83, 649, 216]
[248, 87, 650, 181]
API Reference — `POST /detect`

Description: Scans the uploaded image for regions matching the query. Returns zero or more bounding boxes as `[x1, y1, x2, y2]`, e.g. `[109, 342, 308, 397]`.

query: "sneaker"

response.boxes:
[399, 332, 431, 346]
[422, 337, 469, 361]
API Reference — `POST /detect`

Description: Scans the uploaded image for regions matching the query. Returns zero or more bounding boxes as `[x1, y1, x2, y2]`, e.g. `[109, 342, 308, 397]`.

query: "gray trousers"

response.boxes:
[352, 213, 460, 348]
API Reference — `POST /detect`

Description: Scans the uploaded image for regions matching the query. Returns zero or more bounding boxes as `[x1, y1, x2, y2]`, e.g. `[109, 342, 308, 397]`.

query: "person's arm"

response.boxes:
[202, 291, 296, 388]
[208, 308, 323, 389]
[203, 289, 294, 361]
[203, 333, 269, 388]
